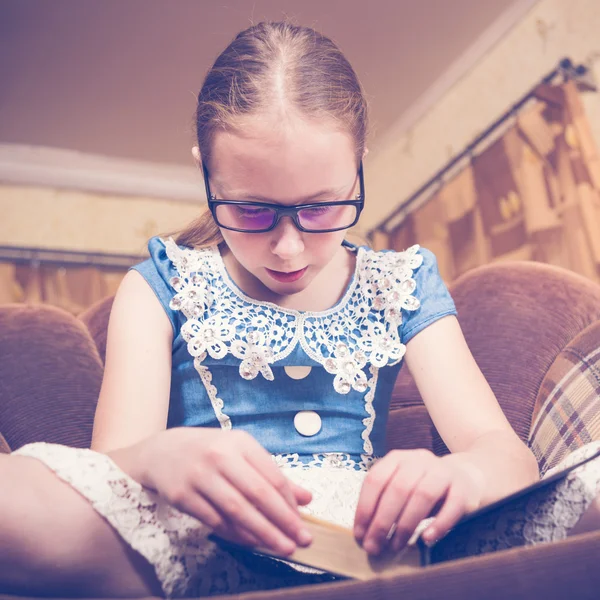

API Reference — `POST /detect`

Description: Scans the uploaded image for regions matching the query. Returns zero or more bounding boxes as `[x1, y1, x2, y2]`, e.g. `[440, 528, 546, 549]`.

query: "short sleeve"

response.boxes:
[400, 247, 457, 344]
[130, 236, 180, 336]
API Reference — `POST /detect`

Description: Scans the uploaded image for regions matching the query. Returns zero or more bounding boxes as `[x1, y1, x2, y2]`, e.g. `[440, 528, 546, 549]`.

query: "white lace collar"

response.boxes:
[214, 242, 362, 318]
[164, 237, 422, 393]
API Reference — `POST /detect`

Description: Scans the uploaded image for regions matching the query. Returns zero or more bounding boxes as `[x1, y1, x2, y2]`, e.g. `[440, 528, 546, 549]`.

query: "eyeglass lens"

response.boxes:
[214, 203, 358, 232]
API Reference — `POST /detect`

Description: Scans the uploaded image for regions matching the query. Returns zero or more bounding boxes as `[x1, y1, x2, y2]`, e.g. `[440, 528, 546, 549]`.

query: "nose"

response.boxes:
[270, 216, 305, 260]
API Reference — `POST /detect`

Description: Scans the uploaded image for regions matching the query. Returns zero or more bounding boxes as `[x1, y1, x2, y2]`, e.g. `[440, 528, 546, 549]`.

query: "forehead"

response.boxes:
[209, 116, 356, 202]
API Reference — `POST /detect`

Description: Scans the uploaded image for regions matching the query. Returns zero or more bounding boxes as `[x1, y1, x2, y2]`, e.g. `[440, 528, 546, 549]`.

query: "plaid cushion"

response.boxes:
[529, 320, 600, 475]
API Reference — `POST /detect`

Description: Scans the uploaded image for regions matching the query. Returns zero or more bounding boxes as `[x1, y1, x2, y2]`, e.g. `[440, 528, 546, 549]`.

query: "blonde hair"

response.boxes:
[175, 21, 368, 249]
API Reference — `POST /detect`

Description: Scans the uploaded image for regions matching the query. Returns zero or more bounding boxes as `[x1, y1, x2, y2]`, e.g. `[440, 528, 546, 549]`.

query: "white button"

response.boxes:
[284, 366, 312, 380]
[294, 411, 322, 437]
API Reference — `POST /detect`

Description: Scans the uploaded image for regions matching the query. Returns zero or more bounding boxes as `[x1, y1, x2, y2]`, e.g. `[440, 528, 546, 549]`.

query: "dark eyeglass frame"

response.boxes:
[202, 161, 365, 234]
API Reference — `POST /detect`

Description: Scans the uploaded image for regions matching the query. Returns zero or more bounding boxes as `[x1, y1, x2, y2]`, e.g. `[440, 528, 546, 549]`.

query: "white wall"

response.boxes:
[0, 145, 203, 254]
[0, 183, 202, 255]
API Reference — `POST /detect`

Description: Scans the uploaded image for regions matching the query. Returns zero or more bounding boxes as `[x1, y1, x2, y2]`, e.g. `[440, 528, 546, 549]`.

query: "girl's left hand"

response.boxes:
[353, 449, 485, 555]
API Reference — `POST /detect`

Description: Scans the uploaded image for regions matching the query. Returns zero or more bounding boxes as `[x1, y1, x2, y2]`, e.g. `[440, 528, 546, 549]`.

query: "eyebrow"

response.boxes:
[222, 183, 356, 205]
[249, 191, 344, 204]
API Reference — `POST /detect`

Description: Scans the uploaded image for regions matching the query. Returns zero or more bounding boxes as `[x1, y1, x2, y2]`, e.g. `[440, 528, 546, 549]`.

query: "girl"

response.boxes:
[4, 20, 600, 598]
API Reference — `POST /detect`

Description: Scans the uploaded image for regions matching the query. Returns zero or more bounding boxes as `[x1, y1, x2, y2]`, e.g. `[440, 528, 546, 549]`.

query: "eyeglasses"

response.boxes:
[202, 162, 365, 234]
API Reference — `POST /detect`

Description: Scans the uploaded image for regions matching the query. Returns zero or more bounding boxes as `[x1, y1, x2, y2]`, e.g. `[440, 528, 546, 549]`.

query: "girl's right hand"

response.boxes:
[109, 427, 313, 556]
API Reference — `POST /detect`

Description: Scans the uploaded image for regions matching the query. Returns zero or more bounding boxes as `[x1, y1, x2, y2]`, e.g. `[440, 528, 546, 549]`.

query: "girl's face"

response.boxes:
[205, 116, 360, 304]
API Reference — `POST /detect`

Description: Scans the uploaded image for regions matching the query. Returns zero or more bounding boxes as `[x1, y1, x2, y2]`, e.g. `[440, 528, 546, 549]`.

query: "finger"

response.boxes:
[288, 480, 312, 506]
[243, 444, 301, 510]
[195, 471, 299, 555]
[362, 463, 425, 555]
[354, 455, 401, 541]
[168, 485, 226, 531]
[214, 520, 263, 548]
[217, 457, 312, 547]
[390, 470, 450, 552]
[157, 480, 263, 549]
[421, 485, 469, 545]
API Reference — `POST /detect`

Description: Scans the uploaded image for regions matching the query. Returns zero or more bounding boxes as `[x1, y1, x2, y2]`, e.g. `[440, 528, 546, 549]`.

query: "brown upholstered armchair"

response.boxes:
[2, 259, 600, 600]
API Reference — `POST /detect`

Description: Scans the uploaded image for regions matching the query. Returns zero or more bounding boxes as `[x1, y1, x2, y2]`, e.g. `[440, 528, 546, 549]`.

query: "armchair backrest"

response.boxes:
[0, 304, 102, 450]
[389, 260, 600, 456]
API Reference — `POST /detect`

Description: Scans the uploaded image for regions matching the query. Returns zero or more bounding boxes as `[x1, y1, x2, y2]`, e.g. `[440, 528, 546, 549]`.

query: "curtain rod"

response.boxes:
[0, 245, 145, 269]
[367, 57, 596, 240]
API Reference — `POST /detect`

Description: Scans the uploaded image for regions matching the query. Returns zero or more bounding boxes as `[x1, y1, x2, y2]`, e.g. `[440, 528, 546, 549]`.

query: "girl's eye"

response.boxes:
[235, 206, 272, 218]
[299, 205, 337, 222]
[300, 205, 334, 217]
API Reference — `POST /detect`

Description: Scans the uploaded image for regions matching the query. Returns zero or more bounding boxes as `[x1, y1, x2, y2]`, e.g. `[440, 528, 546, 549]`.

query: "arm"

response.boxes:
[91, 269, 173, 452]
[91, 270, 312, 555]
[405, 314, 539, 504]
[355, 315, 539, 554]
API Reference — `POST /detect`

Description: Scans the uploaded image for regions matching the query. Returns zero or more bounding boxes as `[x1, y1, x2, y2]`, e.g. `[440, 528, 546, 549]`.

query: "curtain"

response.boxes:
[0, 262, 126, 314]
[377, 81, 600, 284]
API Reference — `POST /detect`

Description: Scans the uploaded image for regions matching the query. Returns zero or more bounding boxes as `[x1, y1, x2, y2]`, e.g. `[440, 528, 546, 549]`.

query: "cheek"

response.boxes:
[221, 231, 267, 265]
[306, 232, 347, 262]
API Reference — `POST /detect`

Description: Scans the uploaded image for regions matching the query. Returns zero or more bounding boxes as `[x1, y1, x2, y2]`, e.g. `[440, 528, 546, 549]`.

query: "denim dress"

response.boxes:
[131, 236, 457, 530]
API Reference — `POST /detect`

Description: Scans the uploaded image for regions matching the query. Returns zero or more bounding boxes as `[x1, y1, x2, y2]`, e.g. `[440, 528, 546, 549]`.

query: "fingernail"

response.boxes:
[422, 527, 437, 546]
[364, 539, 381, 555]
[354, 525, 365, 541]
[277, 539, 296, 556]
[298, 528, 312, 546]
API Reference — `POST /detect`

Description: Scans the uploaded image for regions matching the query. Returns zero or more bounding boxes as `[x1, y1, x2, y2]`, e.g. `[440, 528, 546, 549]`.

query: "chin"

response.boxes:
[259, 270, 315, 296]
[262, 278, 310, 295]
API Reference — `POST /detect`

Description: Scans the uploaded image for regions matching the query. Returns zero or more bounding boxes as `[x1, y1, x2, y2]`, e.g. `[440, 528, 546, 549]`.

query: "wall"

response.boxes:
[0, 144, 204, 255]
[362, 0, 600, 234]
[0, 184, 202, 256]
[3, 0, 600, 252]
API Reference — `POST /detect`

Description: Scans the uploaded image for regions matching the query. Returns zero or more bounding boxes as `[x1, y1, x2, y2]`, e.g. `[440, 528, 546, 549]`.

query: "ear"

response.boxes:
[191, 146, 202, 166]
[363, 147, 369, 159]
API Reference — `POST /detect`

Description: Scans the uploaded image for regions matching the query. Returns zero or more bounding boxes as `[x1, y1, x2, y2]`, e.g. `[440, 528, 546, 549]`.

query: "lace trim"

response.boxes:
[525, 441, 600, 544]
[281, 464, 368, 529]
[196, 363, 231, 429]
[164, 239, 421, 394]
[273, 451, 375, 472]
[13, 442, 215, 598]
[432, 442, 600, 561]
[16, 443, 600, 592]
[14, 443, 339, 596]
[362, 366, 379, 455]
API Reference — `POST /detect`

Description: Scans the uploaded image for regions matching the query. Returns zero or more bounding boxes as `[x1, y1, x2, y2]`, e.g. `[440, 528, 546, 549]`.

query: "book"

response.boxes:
[264, 512, 424, 580]
[212, 446, 600, 580]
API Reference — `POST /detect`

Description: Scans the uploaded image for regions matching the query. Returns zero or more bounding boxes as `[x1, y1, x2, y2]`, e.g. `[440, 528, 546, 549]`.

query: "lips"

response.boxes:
[265, 267, 308, 283]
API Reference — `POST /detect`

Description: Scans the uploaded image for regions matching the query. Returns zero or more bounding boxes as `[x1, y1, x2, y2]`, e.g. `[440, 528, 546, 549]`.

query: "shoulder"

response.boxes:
[357, 244, 456, 344]
[128, 236, 200, 336]
[398, 247, 456, 344]
[129, 236, 223, 334]
[132, 236, 178, 281]
[358, 244, 440, 289]
[108, 268, 173, 342]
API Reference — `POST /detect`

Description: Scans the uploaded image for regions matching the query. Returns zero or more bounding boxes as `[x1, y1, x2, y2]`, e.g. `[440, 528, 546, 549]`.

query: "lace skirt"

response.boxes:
[13, 441, 600, 598]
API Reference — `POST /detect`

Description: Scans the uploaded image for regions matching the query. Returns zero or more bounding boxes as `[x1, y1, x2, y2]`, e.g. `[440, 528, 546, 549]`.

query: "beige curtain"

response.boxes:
[376, 81, 600, 284]
[0, 262, 125, 314]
